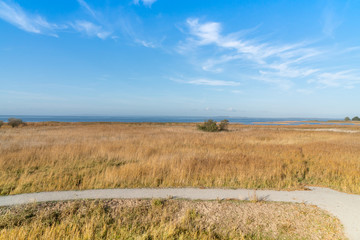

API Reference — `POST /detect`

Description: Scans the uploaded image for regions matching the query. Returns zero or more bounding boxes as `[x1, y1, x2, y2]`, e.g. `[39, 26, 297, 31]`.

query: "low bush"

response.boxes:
[8, 118, 24, 128]
[352, 116, 360, 121]
[0, 121, 3, 128]
[197, 119, 229, 132]
[219, 119, 229, 131]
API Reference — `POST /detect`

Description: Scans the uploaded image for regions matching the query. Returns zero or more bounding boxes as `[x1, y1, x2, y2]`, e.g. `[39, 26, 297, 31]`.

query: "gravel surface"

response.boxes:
[0, 187, 359, 239]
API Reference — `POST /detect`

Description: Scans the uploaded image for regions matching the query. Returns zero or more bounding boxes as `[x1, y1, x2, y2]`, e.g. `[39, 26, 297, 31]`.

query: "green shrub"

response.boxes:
[344, 117, 350, 121]
[219, 119, 229, 131]
[0, 120, 3, 128]
[8, 118, 24, 128]
[352, 116, 360, 121]
[197, 119, 229, 132]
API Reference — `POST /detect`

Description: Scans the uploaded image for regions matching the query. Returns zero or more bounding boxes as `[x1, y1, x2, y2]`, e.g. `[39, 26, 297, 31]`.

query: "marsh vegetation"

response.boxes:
[0, 122, 360, 195]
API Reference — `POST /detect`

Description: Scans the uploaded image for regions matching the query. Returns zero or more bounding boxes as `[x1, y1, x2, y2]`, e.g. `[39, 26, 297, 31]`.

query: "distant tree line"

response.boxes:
[197, 119, 229, 132]
[344, 116, 360, 121]
[0, 118, 26, 128]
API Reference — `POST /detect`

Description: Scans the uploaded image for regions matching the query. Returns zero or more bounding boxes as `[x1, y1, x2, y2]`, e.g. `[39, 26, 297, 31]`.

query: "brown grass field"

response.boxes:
[0, 199, 345, 239]
[0, 122, 360, 195]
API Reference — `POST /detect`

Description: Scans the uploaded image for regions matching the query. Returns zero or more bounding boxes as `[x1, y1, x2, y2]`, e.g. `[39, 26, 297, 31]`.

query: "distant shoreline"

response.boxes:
[0, 115, 338, 124]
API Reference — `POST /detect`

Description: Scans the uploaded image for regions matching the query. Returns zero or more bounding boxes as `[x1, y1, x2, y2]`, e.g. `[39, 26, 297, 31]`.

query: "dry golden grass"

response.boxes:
[0, 122, 360, 194]
[0, 199, 345, 239]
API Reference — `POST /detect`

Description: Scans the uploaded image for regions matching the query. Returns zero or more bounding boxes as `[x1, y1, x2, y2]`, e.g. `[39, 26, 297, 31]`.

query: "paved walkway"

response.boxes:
[0, 187, 359, 239]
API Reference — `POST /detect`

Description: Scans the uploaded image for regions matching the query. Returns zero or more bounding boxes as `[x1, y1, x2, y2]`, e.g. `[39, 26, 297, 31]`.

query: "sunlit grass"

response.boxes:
[0, 122, 360, 194]
[0, 199, 345, 239]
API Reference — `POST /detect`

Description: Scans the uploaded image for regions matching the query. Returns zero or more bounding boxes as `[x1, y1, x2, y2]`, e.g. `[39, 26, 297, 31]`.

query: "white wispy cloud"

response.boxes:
[311, 70, 360, 88]
[187, 18, 221, 45]
[71, 20, 111, 39]
[172, 77, 240, 87]
[72, 0, 157, 44]
[135, 39, 156, 48]
[254, 75, 293, 90]
[0, 0, 61, 36]
[187, 79, 240, 86]
[0, 0, 158, 43]
[184, 18, 320, 77]
[133, 0, 157, 7]
[72, 0, 113, 39]
[322, 4, 342, 37]
[340, 46, 360, 54]
[180, 18, 360, 90]
[77, 0, 97, 18]
[0, 0, 112, 39]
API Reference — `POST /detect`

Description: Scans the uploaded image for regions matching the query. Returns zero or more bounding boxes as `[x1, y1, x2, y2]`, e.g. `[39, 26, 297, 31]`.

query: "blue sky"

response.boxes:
[0, 0, 359, 117]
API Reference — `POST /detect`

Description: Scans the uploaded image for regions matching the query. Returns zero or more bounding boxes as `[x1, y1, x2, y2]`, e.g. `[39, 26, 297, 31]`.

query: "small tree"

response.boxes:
[219, 119, 229, 131]
[0, 120, 3, 128]
[8, 118, 24, 128]
[352, 116, 360, 121]
[344, 117, 351, 121]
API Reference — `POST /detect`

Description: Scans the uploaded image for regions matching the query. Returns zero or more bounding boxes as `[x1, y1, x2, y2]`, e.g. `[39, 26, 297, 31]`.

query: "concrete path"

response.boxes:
[0, 187, 359, 240]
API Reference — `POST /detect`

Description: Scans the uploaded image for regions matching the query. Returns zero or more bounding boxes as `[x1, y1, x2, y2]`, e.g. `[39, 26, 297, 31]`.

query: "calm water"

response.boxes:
[0, 115, 349, 125]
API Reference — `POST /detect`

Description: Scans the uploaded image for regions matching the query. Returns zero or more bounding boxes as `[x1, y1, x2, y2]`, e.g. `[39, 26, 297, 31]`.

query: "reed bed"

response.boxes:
[0, 122, 360, 195]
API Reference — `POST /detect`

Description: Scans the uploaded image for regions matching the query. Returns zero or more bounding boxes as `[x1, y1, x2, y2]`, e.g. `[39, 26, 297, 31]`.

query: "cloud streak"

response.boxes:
[72, 20, 111, 39]
[72, 0, 113, 39]
[0, 0, 154, 43]
[0, 0, 113, 40]
[133, 0, 157, 7]
[0, 0, 60, 36]
[311, 70, 360, 88]
[135, 39, 156, 48]
[184, 18, 319, 77]
[180, 18, 360, 90]
[172, 77, 240, 87]
[77, 0, 97, 18]
[321, 3, 343, 37]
